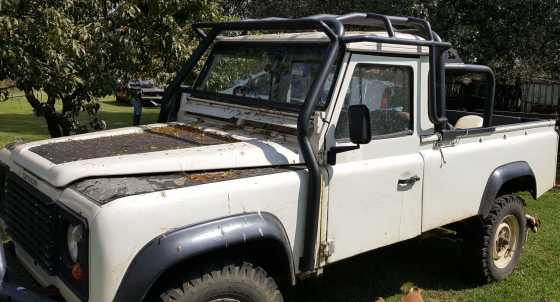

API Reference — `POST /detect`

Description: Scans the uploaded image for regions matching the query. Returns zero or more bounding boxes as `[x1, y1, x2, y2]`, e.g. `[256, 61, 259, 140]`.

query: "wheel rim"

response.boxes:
[492, 214, 520, 269]
[208, 298, 241, 302]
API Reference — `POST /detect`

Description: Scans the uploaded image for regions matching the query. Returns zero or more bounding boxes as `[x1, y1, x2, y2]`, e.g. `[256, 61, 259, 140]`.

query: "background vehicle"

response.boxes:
[115, 79, 165, 106]
[0, 13, 557, 302]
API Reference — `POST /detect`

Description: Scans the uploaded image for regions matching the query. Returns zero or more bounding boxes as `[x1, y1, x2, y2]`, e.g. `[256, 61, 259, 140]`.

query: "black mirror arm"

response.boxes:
[327, 145, 360, 165]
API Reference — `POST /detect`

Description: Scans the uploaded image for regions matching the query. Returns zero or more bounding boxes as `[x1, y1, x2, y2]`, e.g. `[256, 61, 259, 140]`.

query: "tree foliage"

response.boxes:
[108, 0, 222, 85]
[1, 0, 111, 137]
[1, 0, 557, 140]
[0, 0, 222, 138]
[428, 0, 560, 83]
[229, 0, 560, 83]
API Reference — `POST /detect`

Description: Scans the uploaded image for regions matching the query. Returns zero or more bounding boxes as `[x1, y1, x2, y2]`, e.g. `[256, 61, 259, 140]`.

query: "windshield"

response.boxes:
[194, 43, 336, 109]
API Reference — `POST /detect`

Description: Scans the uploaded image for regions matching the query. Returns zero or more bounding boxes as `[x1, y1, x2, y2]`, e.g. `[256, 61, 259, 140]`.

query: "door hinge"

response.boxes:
[319, 240, 334, 261]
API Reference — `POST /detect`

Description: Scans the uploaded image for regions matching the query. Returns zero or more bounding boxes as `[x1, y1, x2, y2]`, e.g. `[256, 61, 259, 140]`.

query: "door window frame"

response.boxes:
[328, 54, 419, 145]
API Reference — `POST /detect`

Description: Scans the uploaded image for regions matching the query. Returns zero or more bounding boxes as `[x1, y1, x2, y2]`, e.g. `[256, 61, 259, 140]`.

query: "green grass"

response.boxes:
[1, 95, 560, 301]
[0, 94, 160, 146]
[287, 192, 560, 302]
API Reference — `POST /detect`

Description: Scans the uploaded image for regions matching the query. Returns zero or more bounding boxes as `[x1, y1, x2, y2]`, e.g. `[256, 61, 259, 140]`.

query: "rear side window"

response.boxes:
[335, 64, 413, 140]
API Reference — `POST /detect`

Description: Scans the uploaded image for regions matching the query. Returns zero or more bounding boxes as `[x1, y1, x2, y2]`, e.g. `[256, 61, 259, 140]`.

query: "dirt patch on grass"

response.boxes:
[30, 125, 237, 164]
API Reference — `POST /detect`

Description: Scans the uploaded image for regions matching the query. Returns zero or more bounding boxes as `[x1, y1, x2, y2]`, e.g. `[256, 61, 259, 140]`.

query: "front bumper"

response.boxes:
[0, 243, 59, 302]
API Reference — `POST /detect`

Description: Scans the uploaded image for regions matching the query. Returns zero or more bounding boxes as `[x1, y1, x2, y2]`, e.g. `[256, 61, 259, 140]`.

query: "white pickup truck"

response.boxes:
[0, 13, 557, 302]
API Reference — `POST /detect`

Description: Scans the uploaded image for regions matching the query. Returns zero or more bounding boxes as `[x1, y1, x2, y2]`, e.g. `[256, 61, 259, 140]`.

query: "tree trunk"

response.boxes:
[60, 93, 78, 136]
[23, 87, 63, 138]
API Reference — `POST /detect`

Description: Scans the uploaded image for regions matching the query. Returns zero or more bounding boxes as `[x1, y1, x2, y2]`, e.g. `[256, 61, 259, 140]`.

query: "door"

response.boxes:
[326, 54, 424, 263]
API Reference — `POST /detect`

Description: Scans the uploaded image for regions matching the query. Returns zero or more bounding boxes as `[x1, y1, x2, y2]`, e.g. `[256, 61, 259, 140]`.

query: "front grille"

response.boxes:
[2, 172, 59, 274]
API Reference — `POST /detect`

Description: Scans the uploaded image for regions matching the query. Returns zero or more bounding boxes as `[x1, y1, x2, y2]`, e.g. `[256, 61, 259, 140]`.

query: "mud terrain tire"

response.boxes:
[476, 194, 526, 282]
[159, 262, 284, 302]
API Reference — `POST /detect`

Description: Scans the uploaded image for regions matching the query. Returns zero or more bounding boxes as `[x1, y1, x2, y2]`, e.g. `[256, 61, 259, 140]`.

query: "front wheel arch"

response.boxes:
[113, 212, 295, 302]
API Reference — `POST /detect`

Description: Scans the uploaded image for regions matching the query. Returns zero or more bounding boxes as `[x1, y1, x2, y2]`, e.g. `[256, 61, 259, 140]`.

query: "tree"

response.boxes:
[107, 0, 223, 86]
[1, 1, 114, 137]
[0, 0, 222, 138]
[427, 0, 560, 83]
[228, 0, 560, 83]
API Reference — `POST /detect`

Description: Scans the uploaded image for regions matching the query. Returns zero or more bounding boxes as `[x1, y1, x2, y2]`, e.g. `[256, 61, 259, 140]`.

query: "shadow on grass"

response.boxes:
[0, 113, 50, 138]
[108, 100, 132, 107]
[98, 111, 160, 129]
[98, 99, 160, 128]
[287, 230, 481, 302]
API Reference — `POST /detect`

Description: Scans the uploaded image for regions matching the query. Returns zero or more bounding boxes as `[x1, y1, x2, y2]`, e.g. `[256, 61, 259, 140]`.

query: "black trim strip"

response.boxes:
[464, 127, 495, 135]
[479, 161, 536, 217]
[0, 163, 8, 209]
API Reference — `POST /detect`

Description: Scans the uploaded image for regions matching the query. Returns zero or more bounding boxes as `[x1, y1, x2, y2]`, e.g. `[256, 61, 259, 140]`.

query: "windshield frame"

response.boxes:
[189, 40, 341, 113]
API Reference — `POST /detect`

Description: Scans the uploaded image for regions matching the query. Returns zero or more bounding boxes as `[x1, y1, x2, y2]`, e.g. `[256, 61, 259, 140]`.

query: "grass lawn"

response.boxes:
[1, 95, 559, 301]
[0, 94, 160, 146]
[287, 191, 560, 302]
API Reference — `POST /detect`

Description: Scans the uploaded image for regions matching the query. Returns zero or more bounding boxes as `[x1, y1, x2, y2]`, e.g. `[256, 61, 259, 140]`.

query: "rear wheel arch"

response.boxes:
[479, 161, 536, 218]
[113, 212, 295, 302]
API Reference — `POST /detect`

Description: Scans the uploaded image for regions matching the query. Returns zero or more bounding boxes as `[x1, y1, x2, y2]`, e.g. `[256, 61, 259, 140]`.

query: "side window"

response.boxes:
[445, 71, 488, 128]
[335, 64, 413, 140]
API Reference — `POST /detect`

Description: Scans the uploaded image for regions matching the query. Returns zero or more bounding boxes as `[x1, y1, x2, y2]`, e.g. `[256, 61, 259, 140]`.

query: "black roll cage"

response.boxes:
[157, 13, 454, 274]
[445, 64, 496, 128]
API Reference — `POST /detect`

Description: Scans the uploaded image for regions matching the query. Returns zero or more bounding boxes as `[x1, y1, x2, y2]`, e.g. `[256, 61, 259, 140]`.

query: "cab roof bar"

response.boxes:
[193, 18, 338, 32]
[194, 13, 439, 41]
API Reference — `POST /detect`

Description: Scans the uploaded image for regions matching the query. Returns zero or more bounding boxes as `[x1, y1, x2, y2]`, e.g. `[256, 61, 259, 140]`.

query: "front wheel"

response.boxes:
[476, 194, 527, 282]
[159, 262, 284, 302]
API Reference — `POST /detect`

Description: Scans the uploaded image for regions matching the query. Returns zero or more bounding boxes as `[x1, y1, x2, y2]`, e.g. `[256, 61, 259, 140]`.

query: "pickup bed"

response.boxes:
[0, 13, 557, 302]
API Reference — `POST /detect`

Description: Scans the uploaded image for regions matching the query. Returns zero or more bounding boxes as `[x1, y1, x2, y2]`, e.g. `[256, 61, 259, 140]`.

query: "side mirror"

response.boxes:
[348, 104, 371, 145]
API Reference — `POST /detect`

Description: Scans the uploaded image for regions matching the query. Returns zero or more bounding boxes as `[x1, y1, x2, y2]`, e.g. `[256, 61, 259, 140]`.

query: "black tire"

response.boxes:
[474, 194, 527, 282]
[159, 262, 284, 302]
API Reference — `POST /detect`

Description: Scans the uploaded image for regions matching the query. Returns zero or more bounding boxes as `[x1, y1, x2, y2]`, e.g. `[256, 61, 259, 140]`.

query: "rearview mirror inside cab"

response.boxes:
[348, 104, 372, 145]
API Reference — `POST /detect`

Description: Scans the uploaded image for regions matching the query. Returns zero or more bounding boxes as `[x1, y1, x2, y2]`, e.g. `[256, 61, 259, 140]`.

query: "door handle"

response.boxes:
[398, 175, 421, 185]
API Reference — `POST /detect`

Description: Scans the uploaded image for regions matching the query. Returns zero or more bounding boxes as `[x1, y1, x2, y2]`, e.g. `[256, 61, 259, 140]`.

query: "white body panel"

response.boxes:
[0, 32, 557, 302]
[1, 152, 308, 302]
[327, 151, 423, 261]
[8, 123, 302, 187]
[88, 170, 307, 301]
[325, 54, 424, 262]
[420, 122, 558, 231]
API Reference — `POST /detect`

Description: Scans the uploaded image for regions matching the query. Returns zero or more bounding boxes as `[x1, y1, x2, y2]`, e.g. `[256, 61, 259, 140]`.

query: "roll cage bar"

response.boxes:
[157, 13, 452, 274]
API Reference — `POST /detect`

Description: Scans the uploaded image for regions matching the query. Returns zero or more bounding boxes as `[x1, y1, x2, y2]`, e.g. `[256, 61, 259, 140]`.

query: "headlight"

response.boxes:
[67, 224, 84, 263]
